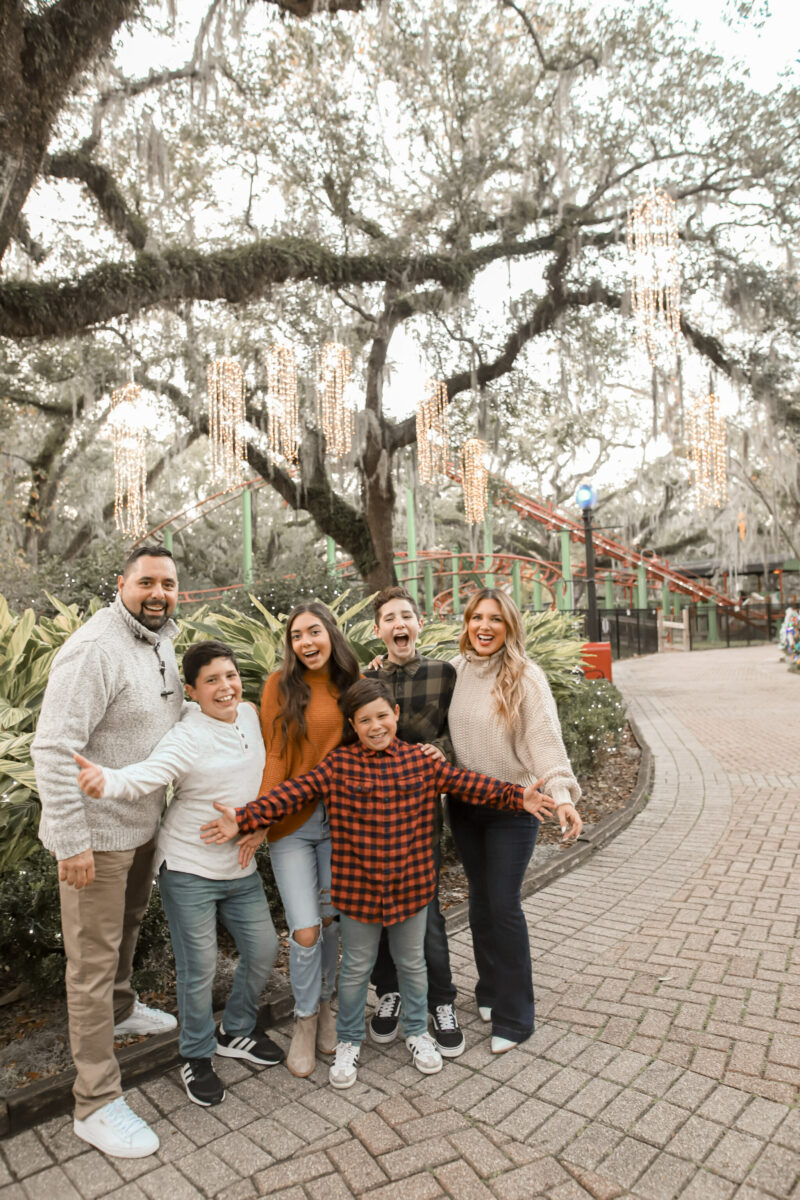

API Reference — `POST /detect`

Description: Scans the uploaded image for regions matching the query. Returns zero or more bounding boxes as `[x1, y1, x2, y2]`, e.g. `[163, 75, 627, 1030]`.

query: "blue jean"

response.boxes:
[447, 799, 539, 1043]
[268, 803, 338, 1017]
[370, 842, 456, 1009]
[337, 908, 429, 1045]
[158, 866, 278, 1060]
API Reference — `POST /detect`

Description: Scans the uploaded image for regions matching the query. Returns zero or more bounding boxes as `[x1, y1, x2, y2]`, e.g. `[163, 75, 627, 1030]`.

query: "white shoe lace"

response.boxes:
[375, 992, 400, 1017]
[333, 1042, 359, 1073]
[407, 1032, 438, 1060]
[104, 1098, 148, 1138]
[434, 1004, 457, 1031]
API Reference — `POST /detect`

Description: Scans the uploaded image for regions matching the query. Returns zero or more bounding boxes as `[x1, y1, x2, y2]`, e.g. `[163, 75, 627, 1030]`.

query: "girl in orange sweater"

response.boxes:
[238, 603, 360, 1076]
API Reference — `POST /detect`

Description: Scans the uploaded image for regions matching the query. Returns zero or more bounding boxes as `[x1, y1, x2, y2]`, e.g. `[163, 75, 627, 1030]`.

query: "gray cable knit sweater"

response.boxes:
[32, 594, 183, 860]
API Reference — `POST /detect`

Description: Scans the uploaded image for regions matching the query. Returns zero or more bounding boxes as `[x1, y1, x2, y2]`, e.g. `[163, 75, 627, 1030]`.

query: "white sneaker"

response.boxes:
[114, 999, 177, 1037]
[329, 1041, 360, 1090]
[74, 1097, 159, 1158]
[405, 1032, 443, 1075]
[491, 1035, 518, 1055]
[478, 1006, 492, 1023]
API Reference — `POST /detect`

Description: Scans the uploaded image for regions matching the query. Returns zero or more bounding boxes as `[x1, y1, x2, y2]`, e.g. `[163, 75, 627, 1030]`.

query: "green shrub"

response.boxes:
[0, 845, 65, 995]
[558, 678, 627, 777]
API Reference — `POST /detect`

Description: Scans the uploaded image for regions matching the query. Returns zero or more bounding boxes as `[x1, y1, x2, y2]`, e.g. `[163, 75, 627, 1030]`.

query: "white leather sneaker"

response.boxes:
[405, 1032, 443, 1075]
[478, 1006, 492, 1022]
[329, 1041, 360, 1089]
[114, 999, 177, 1037]
[74, 1097, 159, 1158]
[491, 1035, 518, 1055]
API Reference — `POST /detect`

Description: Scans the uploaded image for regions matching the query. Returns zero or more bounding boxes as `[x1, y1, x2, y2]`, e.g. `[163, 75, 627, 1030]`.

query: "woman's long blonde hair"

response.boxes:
[458, 589, 530, 728]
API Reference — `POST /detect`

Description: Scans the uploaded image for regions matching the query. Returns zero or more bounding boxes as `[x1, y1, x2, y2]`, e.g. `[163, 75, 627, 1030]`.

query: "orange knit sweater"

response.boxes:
[258, 667, 346, 842]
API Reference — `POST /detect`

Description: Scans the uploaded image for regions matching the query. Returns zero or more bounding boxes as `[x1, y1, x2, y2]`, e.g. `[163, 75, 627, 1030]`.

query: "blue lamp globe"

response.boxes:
[575, 482, 598, 510]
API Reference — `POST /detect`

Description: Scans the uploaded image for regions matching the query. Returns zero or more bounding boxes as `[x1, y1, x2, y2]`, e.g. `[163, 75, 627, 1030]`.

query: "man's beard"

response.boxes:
[135, 604, 169, 630]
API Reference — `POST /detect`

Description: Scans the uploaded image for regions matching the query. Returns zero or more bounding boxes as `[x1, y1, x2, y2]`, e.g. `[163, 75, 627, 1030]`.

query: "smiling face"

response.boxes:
[374, 597, 422, 665]
[350, 697, 400, 752]
[118, 554, 178, 630]
[185, 657, 242, 723]
[289, 610, 333, 673]
[467, 597, 508, 656]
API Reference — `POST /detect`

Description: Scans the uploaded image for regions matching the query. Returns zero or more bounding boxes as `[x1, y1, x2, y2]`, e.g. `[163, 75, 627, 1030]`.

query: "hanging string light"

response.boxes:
[627, 188, 681, 365]
[207, 358, 247, 486]
[461, 438, 489, 525]
[416, 378, 449, 483]
[315, 342, 353, 459]
[264, 344, 300, 463]
[109, 382, 149, 538]
[687, 393, 727, 509]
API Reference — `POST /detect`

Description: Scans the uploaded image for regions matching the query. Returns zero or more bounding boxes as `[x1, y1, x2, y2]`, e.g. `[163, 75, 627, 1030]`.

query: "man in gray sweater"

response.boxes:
[32, 546, 183, 1159]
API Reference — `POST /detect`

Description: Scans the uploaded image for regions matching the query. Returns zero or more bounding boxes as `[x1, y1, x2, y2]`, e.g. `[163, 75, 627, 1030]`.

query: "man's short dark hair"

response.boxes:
[372, 585, 421, 624]
[182, 640, 239, 688]
[123, 545, 176, 577]
[339, 677, 395, 722]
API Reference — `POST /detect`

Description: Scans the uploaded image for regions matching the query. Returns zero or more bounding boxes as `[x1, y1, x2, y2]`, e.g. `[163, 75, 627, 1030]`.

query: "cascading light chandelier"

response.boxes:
[627, 188, 681, 365]
[264, 344, 300, 463]
[416, 378, 449, 483]
[461, 438, 489, 525]
[207, 358, 247, 487]
[315, 342, 354, 459]
[109, 382, 149, 538]
[687, 393, 727, 509]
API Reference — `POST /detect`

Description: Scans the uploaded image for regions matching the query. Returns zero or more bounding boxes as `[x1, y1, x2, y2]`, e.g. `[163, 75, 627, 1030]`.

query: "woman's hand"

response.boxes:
[237, 828, 267, 868]
[521, 780, 557, 819]
[419, 743, 446, 762]
[74, 752, 105, 798]
[556, 803, 583, 844]
[366, 653, 385, 671]
[200, 801, 240, 844]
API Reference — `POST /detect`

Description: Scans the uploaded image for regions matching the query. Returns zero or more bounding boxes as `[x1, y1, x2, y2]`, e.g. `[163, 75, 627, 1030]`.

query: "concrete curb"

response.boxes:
[0, 718, 652, 1138]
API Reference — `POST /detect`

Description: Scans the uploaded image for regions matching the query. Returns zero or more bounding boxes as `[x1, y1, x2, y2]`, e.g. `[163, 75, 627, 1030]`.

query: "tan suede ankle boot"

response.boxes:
[316, 999, 337, 1055]
[286, 1013, 318, 1077]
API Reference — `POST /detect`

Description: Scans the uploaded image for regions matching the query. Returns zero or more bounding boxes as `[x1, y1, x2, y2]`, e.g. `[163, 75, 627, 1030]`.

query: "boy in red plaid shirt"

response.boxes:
[202, 678, 555, 1089]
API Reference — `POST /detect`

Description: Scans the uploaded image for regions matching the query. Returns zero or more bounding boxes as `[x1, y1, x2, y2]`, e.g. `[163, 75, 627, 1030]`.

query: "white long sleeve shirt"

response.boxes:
[101, 702, 266, 880]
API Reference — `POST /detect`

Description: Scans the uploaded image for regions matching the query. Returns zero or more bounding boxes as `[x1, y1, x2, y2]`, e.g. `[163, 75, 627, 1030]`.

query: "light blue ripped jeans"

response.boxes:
[268, 802, 339, 1017]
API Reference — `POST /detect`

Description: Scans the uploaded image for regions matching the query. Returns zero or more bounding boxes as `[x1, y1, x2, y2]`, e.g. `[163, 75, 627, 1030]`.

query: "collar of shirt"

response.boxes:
[381, 653, 423, 677]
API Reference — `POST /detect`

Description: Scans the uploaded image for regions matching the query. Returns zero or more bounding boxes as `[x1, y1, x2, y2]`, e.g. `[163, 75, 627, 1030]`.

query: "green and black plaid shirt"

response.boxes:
[366, 653, 457, 761]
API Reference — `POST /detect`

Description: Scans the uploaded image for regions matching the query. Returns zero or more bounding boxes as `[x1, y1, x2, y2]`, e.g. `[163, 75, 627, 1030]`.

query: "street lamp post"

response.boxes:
[576, 482, 600, 644]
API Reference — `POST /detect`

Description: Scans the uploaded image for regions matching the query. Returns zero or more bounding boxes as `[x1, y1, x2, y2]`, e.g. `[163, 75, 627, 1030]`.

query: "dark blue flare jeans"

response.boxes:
[447, 798, 539, 1044]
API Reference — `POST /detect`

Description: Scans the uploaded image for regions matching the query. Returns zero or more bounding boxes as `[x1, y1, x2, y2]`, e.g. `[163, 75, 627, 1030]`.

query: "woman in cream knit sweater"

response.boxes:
[447, 589, 582, 1054]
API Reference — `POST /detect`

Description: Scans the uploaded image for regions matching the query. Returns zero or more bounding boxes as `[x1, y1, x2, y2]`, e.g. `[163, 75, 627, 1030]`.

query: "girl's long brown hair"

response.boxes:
[276, 602, 360, 751]
[458, 588, 530, 728]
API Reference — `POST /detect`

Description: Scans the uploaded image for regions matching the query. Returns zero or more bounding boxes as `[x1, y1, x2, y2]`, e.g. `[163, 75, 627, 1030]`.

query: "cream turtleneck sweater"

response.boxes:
[447, 649, 580, 812]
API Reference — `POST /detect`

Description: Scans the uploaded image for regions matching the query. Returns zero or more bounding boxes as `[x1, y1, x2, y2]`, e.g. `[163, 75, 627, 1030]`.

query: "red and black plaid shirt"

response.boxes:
[237, 738, 526, 925]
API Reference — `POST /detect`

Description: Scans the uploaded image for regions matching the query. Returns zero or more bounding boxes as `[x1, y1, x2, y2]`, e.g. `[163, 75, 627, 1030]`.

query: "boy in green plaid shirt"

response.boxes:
[365, 586, 464, 1057]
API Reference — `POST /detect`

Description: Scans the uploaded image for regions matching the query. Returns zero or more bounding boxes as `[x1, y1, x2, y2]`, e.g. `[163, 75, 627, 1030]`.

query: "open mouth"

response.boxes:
[392, 632, 410, 650]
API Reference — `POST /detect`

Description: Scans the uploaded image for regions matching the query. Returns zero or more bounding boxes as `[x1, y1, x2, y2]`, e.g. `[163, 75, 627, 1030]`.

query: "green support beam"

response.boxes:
[637, 563, 647, 609]
[707, 601, 718, 642]
[242, 488, 253, 588]
[533, 577, 543, 611]
[326, 536, 336, 576]
[405, 486, 418, 604]
[424, 562, 435, 617]
[483, 508, 495, 587]
[163, 526, 173, 554]
[451, 554, 461, 616]
[559, 531, 573, 611]
[511, 559, 522, 609]
[604, 576, 614, 610]
[661, 581, 670, 613]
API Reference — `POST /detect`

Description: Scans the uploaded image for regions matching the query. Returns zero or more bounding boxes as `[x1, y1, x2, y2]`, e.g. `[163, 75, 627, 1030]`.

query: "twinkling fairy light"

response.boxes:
[315, 342, 353, 459]
[416, 378, 449, 482]
[687, 393, 727, 509]
[207, 358, 247, 486]
[461, 438, 489, 525]
[627, 188, 681, 365]
[109, 382, 149, 538]
[264, 344, 300, 463]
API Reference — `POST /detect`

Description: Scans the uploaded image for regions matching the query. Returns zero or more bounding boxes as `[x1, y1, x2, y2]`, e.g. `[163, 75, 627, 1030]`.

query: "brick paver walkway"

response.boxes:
[2, 643, 798, 1199]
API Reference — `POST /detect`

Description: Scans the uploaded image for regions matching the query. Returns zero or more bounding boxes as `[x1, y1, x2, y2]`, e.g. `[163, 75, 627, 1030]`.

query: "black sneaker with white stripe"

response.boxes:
[215, 1025, 285, 1066]
[369, 992, 401, 1044]
[181, 1058, 225, 1106]
[430, 1003, 465, 1057]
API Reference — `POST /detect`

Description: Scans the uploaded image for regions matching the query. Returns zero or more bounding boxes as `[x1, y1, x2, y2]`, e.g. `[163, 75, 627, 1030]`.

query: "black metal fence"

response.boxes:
[567, 602, 784, 660]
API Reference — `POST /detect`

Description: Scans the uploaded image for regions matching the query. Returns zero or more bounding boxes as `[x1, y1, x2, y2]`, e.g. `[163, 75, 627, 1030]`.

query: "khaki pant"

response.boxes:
[59, 839, 157, 1119]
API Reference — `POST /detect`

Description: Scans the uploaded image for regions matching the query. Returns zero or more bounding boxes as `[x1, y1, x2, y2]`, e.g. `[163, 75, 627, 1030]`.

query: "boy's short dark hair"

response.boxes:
[182, 640, 239, 688]
[123, 545, 175, 576]
[372, 585, 420, 624]
[339, 678, 395, 723]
